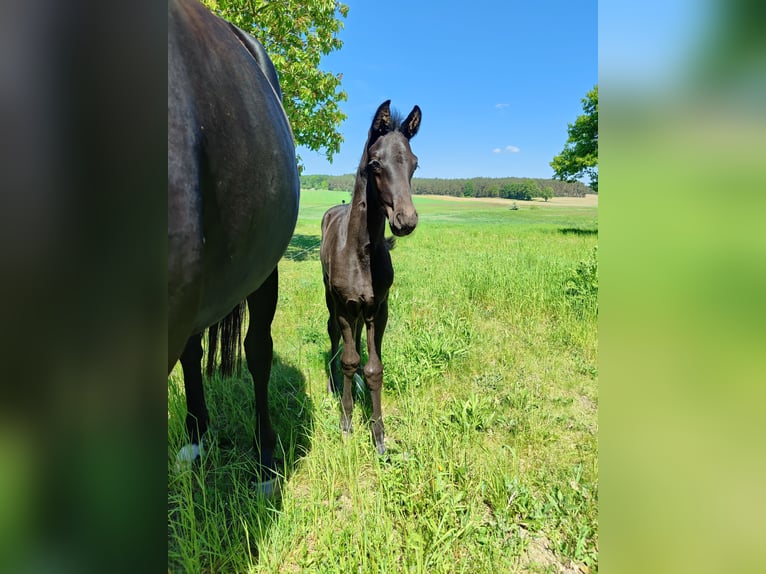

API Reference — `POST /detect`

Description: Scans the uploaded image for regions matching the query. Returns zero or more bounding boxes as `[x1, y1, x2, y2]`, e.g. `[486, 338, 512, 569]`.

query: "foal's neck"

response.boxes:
[348, 163, 386, 251]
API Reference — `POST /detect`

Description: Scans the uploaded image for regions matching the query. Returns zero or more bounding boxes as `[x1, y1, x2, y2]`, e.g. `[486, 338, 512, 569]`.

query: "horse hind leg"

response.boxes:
[245, 268, 279, 495]
[177, 332, 207, 469]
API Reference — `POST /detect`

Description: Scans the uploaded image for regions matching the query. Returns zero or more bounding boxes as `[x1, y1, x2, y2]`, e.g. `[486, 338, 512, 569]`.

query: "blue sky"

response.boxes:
[297, 0, 597, 179]
[599, 0, 707, 94]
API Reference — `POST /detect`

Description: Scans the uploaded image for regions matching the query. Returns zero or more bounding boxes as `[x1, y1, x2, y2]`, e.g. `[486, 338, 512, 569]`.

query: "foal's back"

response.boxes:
[320, 203, 353, 274]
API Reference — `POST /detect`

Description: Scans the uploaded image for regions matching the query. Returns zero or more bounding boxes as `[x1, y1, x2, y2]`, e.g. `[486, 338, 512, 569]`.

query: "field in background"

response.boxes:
[414, 193, 599, 208]
[169, 190, 598, 573]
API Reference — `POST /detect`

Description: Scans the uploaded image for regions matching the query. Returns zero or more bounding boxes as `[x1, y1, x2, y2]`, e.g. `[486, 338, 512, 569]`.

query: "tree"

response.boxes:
[551, 85, 598, 191]
[540, 186, 554, 202]
[202, 0, 349, 166]
[523, 179, 540, 200]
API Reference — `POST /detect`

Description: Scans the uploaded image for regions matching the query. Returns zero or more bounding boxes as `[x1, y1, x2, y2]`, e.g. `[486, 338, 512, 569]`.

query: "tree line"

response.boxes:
[301, 174, 593, 200]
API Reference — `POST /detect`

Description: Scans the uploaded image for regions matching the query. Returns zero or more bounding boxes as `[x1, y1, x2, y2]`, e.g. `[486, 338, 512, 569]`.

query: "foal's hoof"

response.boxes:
[372, 426, 386, 456]
[341, 413, 354, 435]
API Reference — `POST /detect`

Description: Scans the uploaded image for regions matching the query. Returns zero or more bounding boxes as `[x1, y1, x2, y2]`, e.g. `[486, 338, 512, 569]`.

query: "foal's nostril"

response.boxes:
[395, 213, 404, 228]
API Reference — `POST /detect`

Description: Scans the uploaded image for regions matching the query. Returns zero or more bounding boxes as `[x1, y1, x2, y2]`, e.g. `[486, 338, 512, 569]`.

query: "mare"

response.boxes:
[320, 100, 421, 455]
[168, 0, 299, 491]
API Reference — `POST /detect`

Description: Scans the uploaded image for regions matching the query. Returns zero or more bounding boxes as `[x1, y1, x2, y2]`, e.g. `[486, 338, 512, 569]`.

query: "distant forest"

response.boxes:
[301, 174, 593, 200]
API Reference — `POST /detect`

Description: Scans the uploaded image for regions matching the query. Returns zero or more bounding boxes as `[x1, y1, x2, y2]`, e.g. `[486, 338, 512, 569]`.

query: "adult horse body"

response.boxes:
[320, 100, 421, 454]
[168, 0, 299, 486]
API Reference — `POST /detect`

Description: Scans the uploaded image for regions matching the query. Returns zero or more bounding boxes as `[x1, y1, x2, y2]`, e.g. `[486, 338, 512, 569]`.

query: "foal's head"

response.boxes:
[364, 100, 422, 237]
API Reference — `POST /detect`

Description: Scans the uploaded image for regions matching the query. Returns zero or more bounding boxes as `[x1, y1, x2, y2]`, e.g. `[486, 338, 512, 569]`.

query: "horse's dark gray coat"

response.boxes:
[168, 0, 298, 370]
[168, 0, 298, 486]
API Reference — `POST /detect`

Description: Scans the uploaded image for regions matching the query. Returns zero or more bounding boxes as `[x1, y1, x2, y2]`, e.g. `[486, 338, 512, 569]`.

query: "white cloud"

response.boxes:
[492, 148, 502, 154]
[505, 145, 520, 153]
[495, 103, 510, 109]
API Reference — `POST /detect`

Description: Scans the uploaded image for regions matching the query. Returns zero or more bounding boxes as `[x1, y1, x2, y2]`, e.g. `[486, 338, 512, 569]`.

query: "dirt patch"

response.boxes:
[518, 527, 590, 574]
[539, 194, 598, 207]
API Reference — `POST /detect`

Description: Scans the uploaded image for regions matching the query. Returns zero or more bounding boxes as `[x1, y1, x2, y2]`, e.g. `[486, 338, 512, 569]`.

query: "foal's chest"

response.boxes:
[337, 245, 393, 311]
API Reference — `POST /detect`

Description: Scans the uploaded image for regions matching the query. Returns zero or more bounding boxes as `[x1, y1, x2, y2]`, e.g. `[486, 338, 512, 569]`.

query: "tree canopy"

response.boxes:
[202, 0, 349, 166]
[551, 85, 598, 191]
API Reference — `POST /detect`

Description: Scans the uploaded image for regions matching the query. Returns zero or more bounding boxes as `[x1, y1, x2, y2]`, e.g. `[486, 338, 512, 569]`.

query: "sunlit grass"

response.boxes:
[169, 190, 598, 573]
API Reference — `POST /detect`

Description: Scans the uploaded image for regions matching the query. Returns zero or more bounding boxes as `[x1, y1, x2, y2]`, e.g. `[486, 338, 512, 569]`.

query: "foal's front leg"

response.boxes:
[337, 314, 360, 434]
[365, 300, 388, 455]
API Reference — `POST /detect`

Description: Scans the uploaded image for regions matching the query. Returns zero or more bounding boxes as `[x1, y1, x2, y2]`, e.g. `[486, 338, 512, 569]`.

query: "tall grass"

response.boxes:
[169, 191, 598, 573]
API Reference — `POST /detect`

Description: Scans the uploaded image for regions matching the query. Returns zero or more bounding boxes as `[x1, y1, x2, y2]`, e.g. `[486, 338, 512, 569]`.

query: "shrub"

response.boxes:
[565, 245, 598, 314]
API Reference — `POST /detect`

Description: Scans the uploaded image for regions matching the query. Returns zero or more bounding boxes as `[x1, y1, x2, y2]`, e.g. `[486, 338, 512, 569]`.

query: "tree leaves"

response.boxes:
[551, 86, 598, 191]
[203, 0, 349, 167]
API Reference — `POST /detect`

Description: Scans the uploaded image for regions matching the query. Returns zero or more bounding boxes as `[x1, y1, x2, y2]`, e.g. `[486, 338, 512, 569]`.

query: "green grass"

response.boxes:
[169, 190, 598, 573]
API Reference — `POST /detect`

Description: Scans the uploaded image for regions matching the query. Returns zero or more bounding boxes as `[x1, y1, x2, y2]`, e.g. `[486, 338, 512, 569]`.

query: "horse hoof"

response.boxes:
[252, 476, 281, 498]
[175, 439, 204, 472]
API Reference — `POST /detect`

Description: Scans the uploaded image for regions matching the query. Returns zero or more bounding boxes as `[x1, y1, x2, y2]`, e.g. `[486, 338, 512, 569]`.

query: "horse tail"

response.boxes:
[205, 300, 247, 378]
[385, 236, 396, 251]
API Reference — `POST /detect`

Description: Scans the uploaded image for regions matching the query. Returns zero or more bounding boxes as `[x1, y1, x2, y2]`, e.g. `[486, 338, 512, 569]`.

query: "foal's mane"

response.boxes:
[388, 108, 406, 131]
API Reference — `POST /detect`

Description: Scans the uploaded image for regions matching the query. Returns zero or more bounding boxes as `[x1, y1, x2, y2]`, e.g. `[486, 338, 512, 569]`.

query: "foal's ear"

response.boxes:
[400, 105, 422, 139]
[371, 100, 392, 137]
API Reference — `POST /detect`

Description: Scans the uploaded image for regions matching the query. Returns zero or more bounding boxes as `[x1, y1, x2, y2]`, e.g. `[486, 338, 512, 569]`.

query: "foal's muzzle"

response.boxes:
[390, 209, 418, 236]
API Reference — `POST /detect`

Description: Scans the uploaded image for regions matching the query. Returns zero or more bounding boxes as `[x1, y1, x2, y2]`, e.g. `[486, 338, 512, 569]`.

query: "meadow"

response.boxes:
[168, 190, 598, 573]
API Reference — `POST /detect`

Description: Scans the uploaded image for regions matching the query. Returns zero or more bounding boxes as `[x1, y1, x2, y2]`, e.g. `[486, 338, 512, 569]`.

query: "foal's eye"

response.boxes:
[368, 160, 381, 173]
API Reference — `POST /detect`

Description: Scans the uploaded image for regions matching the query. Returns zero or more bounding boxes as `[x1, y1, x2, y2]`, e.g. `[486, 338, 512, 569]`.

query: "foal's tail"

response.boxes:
[205, 300, 247, 378]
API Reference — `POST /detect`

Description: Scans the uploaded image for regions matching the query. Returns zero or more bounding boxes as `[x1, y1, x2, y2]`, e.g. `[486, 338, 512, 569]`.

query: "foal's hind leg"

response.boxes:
[244, 268, 279, 488]
[325, 289, 342, 393]
[178, 332, 207, 466]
